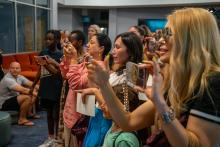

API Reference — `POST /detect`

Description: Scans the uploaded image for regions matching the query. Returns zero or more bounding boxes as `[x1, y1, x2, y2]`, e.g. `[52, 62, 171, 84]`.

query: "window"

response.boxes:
[17, 4, 35, 52]
[36, 0, 49, 7]
[0, 0, 16, 54]
[17, 0, 34, 4]
[0, 0, 50, 54]
[37, 8, 49, 51]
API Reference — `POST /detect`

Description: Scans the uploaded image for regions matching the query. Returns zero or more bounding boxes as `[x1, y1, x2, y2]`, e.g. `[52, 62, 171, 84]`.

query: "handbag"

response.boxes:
[71, 115, 90, 140]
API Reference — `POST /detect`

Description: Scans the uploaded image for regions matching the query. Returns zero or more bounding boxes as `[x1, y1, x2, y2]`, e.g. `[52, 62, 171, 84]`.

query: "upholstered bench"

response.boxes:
[2, 52, 39, 81]
[0, 111, 11, 147]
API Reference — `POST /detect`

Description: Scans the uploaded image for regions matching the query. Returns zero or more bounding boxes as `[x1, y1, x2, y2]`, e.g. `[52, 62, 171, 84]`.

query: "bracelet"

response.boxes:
[160, 107, 175, 124]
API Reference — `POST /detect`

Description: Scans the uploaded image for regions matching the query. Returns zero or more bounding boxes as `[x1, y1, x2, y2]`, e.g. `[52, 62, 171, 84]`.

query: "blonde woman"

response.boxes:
[88, 24, 101, 41]
[86, 8, 220, 147]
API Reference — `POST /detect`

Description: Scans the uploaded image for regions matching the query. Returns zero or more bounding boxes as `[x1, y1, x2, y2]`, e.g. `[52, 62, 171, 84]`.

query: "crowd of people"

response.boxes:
[0, 7, 220, 147]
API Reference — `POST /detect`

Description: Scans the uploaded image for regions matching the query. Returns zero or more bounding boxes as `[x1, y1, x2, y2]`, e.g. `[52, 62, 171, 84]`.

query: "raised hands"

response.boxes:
[151, 61, 164, 104]
[63, 42, 77, 60]
[87, 59, 109, 87]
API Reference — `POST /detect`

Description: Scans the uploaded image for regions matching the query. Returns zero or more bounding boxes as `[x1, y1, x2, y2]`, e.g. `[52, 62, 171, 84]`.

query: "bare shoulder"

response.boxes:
[187, 115, 220, 146]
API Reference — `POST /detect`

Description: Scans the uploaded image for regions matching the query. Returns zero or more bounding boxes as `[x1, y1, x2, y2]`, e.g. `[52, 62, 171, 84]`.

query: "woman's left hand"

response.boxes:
[87, 59, 110, 87]
[151, 61, 164, 104]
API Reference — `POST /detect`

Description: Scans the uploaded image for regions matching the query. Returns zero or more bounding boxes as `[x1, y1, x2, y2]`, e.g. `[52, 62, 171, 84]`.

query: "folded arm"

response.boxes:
[11, 84, 31, 95]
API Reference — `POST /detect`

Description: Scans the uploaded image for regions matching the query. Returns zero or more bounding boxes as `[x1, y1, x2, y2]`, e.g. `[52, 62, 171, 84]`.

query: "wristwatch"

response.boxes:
[161, 107, 175, 124]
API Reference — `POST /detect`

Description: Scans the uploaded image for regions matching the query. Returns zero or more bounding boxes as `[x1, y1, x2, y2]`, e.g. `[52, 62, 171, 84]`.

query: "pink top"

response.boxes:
[60, 61, 88, 128]
[60, 60, 105, 129]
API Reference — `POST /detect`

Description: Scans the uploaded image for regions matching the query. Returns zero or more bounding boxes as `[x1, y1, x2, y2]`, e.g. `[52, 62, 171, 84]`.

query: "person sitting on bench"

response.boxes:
[0, 62, 38, 126]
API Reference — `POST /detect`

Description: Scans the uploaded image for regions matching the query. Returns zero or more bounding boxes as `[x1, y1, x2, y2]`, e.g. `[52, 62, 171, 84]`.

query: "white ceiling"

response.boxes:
[58, 0, 220, 8]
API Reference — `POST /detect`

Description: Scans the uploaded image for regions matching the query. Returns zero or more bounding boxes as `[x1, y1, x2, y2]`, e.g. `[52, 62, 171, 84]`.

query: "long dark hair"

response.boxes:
[95, 33, 112, 60]
[115, 32, 143, 64]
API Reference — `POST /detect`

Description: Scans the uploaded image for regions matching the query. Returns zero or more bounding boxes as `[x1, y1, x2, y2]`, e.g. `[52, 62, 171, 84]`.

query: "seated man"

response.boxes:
[0, 62, 38, 126]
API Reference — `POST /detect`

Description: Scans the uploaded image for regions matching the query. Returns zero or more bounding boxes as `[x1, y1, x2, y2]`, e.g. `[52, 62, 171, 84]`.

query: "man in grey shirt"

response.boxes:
[0, 62, 38, 126]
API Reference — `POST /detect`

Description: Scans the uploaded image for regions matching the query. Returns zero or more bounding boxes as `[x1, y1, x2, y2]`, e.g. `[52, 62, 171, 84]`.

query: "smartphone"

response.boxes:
[41, 55, 48, 60]
[34, 55, 48, 61]
[84, 55, 93, 63]
[147, 37, 158, 53]
[126, 62, 148, 89]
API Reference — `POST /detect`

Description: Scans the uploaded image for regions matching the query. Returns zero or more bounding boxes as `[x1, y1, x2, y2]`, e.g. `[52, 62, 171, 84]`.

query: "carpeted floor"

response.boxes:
[7, 111, 48, 147]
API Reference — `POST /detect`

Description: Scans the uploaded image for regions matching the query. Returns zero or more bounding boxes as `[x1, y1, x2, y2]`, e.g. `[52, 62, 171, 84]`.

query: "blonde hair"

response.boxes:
[89, 24, 101, 34]
[166, 8, 220, 117]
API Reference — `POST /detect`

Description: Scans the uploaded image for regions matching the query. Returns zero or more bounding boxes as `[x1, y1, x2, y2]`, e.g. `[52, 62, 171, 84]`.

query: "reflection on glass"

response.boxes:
[17, 4, 35, 52]
[36, 0, 49, 7]
[17, 0, 34, 4]
[37, 8, 49, 51]
[0, 0, 16, 54]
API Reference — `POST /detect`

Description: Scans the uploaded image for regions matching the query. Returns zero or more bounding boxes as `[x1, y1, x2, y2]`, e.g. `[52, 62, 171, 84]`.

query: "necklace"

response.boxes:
[122, 71, 129, 112]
